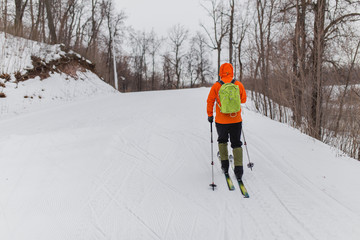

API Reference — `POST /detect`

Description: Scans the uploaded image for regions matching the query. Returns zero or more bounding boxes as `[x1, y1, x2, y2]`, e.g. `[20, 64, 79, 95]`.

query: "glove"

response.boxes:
[208, 116, 214, 123]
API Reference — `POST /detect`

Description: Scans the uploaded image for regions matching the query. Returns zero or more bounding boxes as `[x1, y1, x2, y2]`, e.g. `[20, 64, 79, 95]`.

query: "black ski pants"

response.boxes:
[215, 122, 243, 148]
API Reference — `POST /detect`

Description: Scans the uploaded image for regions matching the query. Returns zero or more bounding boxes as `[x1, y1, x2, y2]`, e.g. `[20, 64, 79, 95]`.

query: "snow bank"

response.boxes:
[0, 70, 116, 118]
[0, 32, 67, 75]
[0, 32, 116, 118]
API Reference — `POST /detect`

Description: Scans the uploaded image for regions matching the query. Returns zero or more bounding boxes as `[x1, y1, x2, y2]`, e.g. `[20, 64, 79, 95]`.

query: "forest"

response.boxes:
[0, 0, 359, 160]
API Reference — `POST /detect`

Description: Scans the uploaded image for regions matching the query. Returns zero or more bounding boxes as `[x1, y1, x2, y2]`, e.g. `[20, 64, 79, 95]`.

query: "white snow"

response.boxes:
[1, 87, 360, 240]
[0, 32, 116, 119]
[324, 84, 360, 100]
[0, 32, 67, 75]
[0, 70, 116, 118]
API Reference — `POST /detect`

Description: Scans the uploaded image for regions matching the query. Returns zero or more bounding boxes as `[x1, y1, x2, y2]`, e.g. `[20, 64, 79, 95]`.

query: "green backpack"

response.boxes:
[218, 79, 241, 114]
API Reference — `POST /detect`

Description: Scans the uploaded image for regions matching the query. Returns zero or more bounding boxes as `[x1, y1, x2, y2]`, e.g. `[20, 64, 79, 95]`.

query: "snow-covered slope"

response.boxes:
[0, 87, 359, 240]
[1, 32, 69, 75]
[0, 32, 116, 118]
[0, 71, 116, 118]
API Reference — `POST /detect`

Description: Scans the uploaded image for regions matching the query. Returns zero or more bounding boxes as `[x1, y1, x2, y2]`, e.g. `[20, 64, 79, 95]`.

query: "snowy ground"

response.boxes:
[0, 32, 115, 119]
[0, 32, 68, 75]
[0, 70, 116, 118]
[1, 87, 360, 240]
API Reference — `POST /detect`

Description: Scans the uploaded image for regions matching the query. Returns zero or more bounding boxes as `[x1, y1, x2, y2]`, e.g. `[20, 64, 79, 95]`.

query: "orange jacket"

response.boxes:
[207, 63, 247, 124]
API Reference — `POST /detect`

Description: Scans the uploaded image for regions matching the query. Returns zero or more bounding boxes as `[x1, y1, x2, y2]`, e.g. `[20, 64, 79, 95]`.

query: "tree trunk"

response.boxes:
[44, 0, 57, 44]
[4, 0, 8, 35]
[41, 0, 46, 42]
[29, 0, 35, 39]
[59, 3, 73, 44]
[31, 0, 42, 40]
[15, 0, 22, 35]
[217, 45, 221, 81]
[310, 0, 326, 139]
[15, 0, 28, 36]
[238, 47, 243, 81]
[292, 0, 307, 126]
[229, 0, 235, 64]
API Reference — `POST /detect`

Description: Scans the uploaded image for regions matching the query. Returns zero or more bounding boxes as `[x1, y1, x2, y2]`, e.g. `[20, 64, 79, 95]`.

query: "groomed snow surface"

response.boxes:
[1, 87, 360, 240]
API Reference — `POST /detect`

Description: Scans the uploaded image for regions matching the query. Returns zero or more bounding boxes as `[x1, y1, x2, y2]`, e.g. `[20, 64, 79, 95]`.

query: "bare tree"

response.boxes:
[228, 0, 235, 64]
[14, 0, 29, 36]
[74, 1, 85, 49]
[201, 0, 229, 80]
[28, 0, 35, 38]
[193, 32, 213, 86]
[168, 24, 189, 89]
[254, 0, 277, 119]
[29, 0, 43, 41]
[57, 0, 76, 44]
[234, 1, 250, 81]
[162, 52, 174, 89]
[2, 0, 8, 35]
[86, 0, 105, 59]
[185, 44, 197, 87]
[101, 0, 126, 88]
[308, 0, 360, 139]
[148, 30, 163, 90]
[130, 30, 150, 91]
[291, 0, 308, 127]
[44, 0, 57, 43]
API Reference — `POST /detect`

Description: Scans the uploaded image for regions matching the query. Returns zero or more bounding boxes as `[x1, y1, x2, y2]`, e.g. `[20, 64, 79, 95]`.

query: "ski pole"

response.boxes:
[209, 122, 217, 190]
[242, 127, 254, 171]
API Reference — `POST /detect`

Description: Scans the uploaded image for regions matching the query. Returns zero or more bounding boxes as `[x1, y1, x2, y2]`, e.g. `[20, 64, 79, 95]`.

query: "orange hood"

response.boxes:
[219, 63, 234, 82]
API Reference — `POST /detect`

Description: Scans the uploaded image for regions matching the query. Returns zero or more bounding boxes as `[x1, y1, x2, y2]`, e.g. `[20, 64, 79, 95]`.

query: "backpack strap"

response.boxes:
[216, 80, 224, 109]
[218, 79, 236, 85]
[217, 80, 225, 85]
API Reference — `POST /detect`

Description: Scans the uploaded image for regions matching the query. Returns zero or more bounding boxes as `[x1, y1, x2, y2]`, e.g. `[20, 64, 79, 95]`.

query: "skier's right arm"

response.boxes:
[207, 85, 217, 117]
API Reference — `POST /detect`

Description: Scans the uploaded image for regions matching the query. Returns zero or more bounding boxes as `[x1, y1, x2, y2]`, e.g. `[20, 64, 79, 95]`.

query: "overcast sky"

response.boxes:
[114, 0, 208, 37]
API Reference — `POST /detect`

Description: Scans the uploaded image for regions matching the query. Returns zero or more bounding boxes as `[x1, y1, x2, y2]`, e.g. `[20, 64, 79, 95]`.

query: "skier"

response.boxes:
[207, 62, 247, 181]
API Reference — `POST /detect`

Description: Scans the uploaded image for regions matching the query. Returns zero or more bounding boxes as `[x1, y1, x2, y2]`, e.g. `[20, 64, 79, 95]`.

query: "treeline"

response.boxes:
[201, 0, 360, 160]
[0, 0, 214, 91]
[234, 0, 360, 159]
[1, 0, 360, 160]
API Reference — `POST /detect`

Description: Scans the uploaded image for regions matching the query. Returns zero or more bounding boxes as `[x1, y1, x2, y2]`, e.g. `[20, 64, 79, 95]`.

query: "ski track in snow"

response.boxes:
[0, 88, 360, 240]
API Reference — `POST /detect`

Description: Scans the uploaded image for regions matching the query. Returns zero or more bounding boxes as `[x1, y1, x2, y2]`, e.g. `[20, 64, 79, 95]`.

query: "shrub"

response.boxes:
[0, 92, 6, 98]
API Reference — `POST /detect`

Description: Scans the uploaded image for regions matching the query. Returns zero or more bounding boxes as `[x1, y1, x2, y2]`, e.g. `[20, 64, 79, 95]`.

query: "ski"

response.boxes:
[229, 154, 250, 198]
[237, 179, 249, 198]
[224, 172, 235, 191]
[217, 152, 235, 191]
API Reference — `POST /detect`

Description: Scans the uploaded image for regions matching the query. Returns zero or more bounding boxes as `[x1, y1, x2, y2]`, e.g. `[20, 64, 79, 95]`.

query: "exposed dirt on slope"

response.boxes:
[19, 51, 96, 82]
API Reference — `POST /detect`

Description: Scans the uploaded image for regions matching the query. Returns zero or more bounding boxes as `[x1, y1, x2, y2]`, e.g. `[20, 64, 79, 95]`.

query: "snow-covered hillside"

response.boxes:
[0, 71, 116, 118]
[0, 32, 80, 75]
[1, 87, 360, 240]
[0, 32, 116, 118]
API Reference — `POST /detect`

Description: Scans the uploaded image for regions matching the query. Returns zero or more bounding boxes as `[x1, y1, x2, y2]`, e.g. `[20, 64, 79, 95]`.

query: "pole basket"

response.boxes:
[209, 183, 217, 191]
[247, 162, 254, 170]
